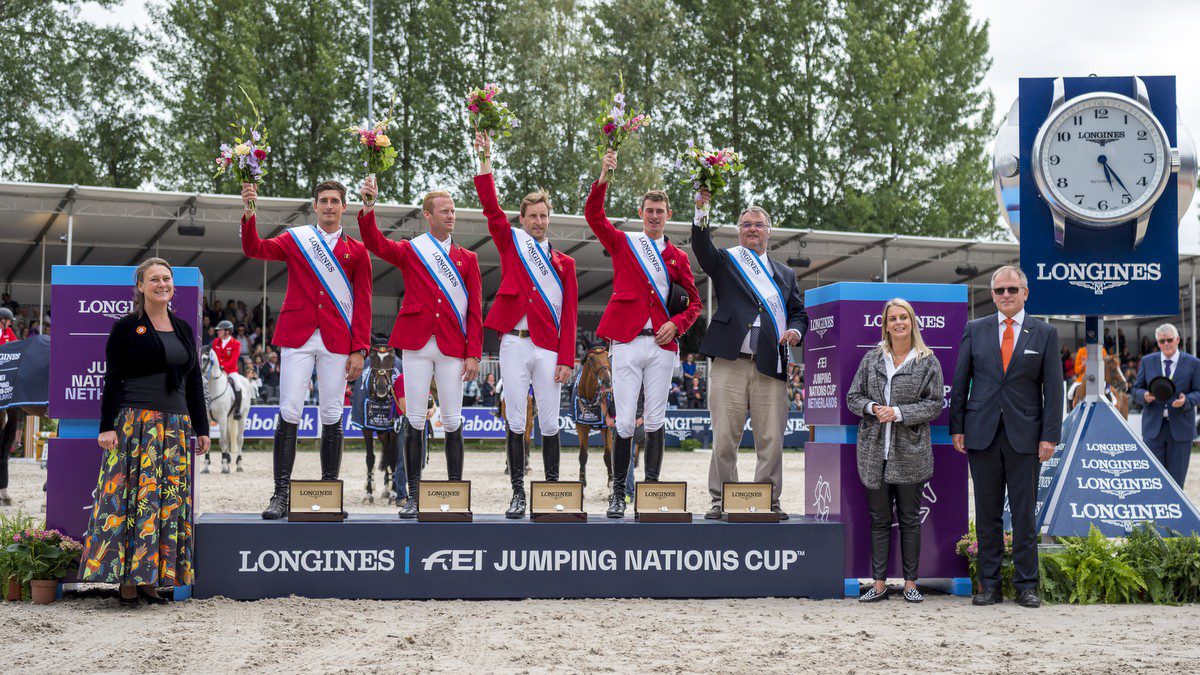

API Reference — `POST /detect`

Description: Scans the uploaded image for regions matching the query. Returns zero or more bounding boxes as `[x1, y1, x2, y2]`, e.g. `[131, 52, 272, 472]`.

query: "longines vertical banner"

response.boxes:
[1019, 76, 1178, 316]
[48, 265, 204, 419]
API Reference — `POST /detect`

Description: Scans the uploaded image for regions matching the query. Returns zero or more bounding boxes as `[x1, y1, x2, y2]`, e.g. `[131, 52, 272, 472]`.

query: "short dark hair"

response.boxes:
[640, 189, 670, 210]
[313, 180, 347, 204]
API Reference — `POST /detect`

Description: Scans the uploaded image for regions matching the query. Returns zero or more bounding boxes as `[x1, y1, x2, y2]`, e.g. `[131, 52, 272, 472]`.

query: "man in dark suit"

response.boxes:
[1131, 323, 1199, 487]
[950, 265, 1062, 608]
[692, 195, 807, 520]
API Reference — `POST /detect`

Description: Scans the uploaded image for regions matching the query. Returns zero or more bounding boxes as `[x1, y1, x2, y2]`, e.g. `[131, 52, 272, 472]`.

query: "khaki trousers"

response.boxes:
[707, 356, 787, 506]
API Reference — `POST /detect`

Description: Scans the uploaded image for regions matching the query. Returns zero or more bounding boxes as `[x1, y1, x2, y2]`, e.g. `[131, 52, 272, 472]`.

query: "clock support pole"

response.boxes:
[1083, 315, 1104, 400]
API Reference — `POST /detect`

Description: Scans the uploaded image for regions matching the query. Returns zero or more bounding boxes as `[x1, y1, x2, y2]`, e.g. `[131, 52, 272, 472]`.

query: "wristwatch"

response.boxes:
[354, 348, 368, 358]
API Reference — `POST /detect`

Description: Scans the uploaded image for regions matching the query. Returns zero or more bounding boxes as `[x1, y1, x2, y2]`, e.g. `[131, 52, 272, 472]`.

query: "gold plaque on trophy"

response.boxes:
[529, 481, 586, 522]
[288, 480, 347, 522]
[634, 481, 692, 522]
[721, 482, 779, 523]
[416, 480, 473, 522]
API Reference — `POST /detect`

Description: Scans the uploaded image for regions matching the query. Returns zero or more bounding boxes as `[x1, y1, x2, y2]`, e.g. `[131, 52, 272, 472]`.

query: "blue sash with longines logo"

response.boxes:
[624, 231, 670, 315]
[411, 233, 468, 335]
[288, 225, 354, 329]
[511, 227, 563, 331]
[724, 245, 788, 371]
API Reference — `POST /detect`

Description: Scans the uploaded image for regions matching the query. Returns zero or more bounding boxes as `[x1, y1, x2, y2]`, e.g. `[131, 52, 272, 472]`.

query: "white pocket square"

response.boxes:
[1024, 349, 1038, 355]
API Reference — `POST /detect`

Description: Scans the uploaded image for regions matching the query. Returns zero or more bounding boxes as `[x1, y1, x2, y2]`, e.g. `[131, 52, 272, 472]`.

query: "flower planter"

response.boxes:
[5, 576, 21, 601]
[29, 579, 58, 605]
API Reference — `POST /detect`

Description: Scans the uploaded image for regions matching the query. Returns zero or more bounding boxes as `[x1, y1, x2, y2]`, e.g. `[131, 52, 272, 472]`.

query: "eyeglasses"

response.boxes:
[991, 286, 1022, 296]
[1158, 337, 1177, 344]
[739, 221, 768, 230]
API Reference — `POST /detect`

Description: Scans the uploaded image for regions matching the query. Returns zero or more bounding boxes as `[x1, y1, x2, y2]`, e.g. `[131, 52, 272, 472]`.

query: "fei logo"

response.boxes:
[421, 549, 485, 571]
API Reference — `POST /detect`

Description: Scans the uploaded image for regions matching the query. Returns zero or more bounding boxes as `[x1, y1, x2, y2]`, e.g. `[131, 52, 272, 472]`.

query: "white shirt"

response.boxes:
[318, 226, 342, 250]
[868, 348, 917, 460]
[643, 235, 666, 330]
[515, 238, 551, 331]
[997, 309, 1025, 345]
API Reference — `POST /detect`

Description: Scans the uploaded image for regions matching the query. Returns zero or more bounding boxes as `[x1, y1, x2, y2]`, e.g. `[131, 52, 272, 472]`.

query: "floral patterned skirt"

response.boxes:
[78, 408, 195, 586]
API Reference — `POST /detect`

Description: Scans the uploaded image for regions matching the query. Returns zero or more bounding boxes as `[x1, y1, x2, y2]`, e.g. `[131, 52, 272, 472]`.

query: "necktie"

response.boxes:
[747, 325, 761, 354]
[1001, 318, 1015, 373]
[1164, 359, 1174, 418]
[1165, 359, 1173, 379]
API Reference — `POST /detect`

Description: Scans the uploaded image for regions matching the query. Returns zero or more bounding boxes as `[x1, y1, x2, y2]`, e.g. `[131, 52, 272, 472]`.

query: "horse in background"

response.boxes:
[1067, 354, 1130, 418]
[201, 348, 250, 473]
[571, 345, 613, 487]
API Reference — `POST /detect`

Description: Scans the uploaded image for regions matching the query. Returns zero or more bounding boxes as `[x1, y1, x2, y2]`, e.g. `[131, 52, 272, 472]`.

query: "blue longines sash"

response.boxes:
[724, 245, 788, 371]
[511, 227, 563, 331]
[411, 233, 468, 335]
[624, 232, 670, 315]
[288, 225, 353, 329]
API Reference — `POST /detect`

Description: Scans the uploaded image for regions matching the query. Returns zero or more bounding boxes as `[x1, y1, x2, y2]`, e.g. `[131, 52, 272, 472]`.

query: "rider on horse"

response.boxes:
[211, 320, 245, 419]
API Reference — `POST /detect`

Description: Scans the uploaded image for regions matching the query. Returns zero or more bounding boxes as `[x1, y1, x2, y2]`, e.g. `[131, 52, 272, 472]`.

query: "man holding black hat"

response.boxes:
[585, 149, 702, 518]
[1131, 323, 1200, 487]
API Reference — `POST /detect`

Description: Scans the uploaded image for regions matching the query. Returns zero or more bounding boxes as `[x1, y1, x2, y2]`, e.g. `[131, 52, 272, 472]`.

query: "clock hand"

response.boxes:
[1107, 164, 1130, 193]
[1098, 154, 1114, 191]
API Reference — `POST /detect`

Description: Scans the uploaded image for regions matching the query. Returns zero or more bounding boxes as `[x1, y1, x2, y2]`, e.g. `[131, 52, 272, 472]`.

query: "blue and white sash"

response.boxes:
[724, 245, 788, 368]
[512, 227, 563, 331]
[624, 231, 670, 315]
[288, 225, 353, 329]
[412, 233, 468, 335]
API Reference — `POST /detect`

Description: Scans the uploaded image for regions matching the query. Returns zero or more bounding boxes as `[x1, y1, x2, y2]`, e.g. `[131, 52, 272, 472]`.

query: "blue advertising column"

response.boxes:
[803, 282, 970, 596]
[46, 265, 203, 599]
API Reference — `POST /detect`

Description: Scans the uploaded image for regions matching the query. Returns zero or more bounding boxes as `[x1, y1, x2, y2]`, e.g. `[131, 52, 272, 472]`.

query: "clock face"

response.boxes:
[1035, 94, 1169, 224]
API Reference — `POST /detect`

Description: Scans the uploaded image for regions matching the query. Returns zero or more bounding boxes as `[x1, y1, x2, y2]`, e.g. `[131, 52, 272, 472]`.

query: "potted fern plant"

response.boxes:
[5, 525, 83, 604]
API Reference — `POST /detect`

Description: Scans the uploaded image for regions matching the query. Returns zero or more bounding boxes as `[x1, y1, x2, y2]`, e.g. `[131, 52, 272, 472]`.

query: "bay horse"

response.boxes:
[573, 345, 613, 487]
[1067, 354, 1130, 418]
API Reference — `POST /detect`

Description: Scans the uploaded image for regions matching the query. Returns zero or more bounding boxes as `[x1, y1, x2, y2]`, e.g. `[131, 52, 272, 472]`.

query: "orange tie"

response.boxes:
[1001, 318, 1015, 373]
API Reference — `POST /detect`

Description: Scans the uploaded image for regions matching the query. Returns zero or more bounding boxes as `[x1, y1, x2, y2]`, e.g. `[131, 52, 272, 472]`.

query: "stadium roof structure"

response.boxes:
[2, 181, 1198, 335]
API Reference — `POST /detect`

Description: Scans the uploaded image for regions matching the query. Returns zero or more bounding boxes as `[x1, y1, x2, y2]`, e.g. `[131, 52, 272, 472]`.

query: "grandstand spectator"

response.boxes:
[463, 377, 481, 406]
[479, 372, 498, 407]
[235, 324, 251, 353]
[0, 293, 18, 314]
[687, 376, 706, 409]
[789, 390, 803, 412]
[681, 352, 697, 378]
[259, 350, 280, 403]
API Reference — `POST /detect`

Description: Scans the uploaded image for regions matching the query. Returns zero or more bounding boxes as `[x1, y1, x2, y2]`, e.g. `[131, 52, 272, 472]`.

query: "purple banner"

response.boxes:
[805, 441, 969, 579]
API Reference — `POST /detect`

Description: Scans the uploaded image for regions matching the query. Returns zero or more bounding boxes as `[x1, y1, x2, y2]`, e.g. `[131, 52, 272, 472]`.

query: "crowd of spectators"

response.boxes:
[0, 293, 47, 340]
[1059, 327, 1193, 385]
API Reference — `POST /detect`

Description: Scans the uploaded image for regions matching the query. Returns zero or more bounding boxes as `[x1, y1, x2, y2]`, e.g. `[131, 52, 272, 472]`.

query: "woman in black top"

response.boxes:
[78, 258, 210, 607]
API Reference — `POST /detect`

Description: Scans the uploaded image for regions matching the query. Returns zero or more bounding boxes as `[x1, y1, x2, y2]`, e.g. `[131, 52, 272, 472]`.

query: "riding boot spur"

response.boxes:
[399, 423, 424, 519]
[319, 422, 344, 481]
[505, 429, 527, 519]
[262, 418, 299, 520]
[643, 428, 665, 482]
[444, 427, 465, 481]
[542, 432, 561, 481]
[607, 433, 632, 518]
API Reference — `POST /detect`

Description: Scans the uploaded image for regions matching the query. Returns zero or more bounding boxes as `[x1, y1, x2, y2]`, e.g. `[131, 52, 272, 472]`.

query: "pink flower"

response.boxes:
[602, 122, 616, 136]
[468, 104, 479, 113]
[253, 148, 267, 160]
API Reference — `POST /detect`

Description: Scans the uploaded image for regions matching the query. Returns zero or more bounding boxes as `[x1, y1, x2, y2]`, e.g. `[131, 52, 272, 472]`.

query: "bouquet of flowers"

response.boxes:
[595, 77, 650, 161]
[344, 103, 398, 206]
[466, 83, 519, 163]
[4, 525, 83, 582]
[214, 85, 271, 213]
[677, 140, 744, 224]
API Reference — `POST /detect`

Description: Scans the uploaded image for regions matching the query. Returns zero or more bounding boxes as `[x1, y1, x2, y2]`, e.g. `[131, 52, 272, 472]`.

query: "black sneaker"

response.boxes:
[903, 587, 924, 603]
[858, 586, 888, 603]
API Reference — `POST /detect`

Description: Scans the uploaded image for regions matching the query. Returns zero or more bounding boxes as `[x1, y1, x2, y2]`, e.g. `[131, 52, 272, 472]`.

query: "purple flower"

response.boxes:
[613, 93, 625, 106]
[674, 157, 683, 170]
[509, 118, 520, 128]
[251, 130, 261, 141]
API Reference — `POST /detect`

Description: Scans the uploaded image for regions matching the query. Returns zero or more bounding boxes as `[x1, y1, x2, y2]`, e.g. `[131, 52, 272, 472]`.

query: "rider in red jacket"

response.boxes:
[0, 308, 17, 345]
[211, 320, 244, 418]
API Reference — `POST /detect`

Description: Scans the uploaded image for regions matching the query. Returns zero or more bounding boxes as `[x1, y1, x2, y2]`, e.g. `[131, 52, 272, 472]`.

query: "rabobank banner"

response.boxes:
[194, 513, 844, 600]
[231, 406, 807, 448]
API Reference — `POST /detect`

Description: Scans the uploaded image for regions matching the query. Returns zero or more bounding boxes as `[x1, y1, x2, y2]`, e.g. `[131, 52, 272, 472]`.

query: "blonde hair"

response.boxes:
[878, 298, 933, 360]
[422, 190, 453, 215]
[520, 189, 552, 217]
[132, 257, 173, 317]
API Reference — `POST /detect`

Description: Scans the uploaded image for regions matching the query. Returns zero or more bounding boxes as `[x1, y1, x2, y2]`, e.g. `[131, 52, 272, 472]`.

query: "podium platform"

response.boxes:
[194, 514, 844, 600]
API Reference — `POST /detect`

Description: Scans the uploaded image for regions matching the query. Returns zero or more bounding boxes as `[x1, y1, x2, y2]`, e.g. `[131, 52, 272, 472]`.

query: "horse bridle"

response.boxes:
[202, 350, 229, 404]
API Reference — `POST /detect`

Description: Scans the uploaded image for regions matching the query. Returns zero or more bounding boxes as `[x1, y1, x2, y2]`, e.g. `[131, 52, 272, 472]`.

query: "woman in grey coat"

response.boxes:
[846, 298, 945, 603]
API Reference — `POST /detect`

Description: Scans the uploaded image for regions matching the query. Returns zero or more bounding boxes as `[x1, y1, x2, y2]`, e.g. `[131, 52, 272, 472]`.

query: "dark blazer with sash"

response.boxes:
[949, 313, 1063, 452]
[690, 223, 808, 381]
[1131, 350, 1200, 442]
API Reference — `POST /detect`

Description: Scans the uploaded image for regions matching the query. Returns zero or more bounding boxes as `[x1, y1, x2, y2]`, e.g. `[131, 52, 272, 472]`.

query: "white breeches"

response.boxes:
[279, 330, 348, 426]
[499, 333, 561, 436]
[610, 335, 675, 438]
[403, 337, 464, 432]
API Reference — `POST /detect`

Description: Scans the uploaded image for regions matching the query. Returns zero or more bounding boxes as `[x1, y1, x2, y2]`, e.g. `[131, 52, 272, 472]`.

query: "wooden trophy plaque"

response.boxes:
[721, 482, 779, 523]
[287, 480, 347, 522]
[416, 480, 473, 522]
[529, 481, 586, 522]
[634, 481, 692, 522]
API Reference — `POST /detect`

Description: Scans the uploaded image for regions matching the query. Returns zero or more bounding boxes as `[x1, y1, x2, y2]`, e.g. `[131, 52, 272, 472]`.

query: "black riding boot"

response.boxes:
[262, 419, 298, 519]
[505, 429, 527, 519]
[607, 434, 632, 518]
[643, 428, 665, 481]
[444, 427, 464, 481]
[542, 432, 561, 481]
[399, 425, 424, 519]
[319, 422, 343, 480]
[232, 386, 244, 419]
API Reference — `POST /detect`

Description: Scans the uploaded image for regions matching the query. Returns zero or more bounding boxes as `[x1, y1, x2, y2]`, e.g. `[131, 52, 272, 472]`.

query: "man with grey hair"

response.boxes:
[950, 264, 1062, 608]
[1131, 323, 1200, 487]
[692, 192, 807, 520]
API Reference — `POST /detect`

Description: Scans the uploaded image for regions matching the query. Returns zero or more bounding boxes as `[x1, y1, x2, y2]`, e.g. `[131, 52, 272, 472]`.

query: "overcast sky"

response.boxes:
[81, 0, 1200, 247]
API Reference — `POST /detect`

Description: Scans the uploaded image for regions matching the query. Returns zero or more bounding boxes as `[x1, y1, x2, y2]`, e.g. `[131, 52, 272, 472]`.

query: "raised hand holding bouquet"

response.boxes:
[214, 86, 270, 213]
[678, 141, 744, 226]
[344, 104, 397, 207]
[466, 83, 519, 163]
[594, 77, 650, 181]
